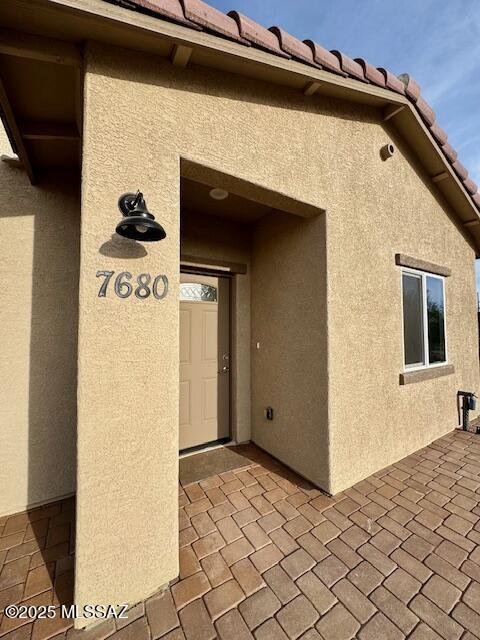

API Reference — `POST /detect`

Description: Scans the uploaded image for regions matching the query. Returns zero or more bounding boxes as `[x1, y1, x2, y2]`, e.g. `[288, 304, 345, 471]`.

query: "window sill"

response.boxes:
[399, 364, 454, 385]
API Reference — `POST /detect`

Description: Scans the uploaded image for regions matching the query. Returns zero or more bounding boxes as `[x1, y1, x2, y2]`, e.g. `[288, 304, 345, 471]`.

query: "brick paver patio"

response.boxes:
[1, 429, 480, 639]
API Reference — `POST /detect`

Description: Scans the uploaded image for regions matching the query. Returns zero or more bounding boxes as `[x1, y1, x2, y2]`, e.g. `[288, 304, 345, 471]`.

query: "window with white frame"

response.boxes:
[401, 268, 447, 370]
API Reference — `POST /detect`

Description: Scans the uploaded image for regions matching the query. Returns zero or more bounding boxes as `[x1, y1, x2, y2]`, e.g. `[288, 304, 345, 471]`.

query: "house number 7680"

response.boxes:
[96, 271, 169, 300]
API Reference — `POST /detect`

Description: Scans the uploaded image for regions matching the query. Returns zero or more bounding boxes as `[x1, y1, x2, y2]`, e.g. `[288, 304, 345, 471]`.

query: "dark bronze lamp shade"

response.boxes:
[116, 191, 166, 242]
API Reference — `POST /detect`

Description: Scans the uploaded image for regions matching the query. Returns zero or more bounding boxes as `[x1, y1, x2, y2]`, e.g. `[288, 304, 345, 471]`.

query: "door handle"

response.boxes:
[218, 366, 230, 373]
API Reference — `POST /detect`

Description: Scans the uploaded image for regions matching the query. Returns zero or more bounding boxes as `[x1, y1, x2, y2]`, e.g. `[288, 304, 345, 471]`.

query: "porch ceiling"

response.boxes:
[0, 30, 81, 182]
[181, 177, 276, 225]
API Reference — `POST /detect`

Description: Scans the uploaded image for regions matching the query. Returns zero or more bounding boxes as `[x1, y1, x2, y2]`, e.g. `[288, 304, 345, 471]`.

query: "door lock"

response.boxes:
[218, 365, 230, 373]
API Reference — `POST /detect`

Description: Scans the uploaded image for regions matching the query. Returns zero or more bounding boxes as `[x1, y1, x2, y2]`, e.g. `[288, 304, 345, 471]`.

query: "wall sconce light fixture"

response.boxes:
[116, 191, 166, 242]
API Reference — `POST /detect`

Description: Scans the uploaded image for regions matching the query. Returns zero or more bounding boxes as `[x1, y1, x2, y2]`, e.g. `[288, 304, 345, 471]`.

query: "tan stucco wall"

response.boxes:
[0, 126, 79, 517]
[78, 39, 334, 614]
[76, 53, 178, 621]
[181, 210, 251, 443]
[326, 136, 480, 494]
[79, 39, 478, 611]
[251, 212, 329, 488]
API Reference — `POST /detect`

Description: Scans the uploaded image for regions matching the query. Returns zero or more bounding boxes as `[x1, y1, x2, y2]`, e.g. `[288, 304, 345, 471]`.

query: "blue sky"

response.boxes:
[208, 0, 480, 295]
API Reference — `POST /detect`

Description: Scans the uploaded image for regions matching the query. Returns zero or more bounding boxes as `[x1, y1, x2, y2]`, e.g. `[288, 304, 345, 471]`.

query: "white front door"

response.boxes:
[179, 273, 230, 450]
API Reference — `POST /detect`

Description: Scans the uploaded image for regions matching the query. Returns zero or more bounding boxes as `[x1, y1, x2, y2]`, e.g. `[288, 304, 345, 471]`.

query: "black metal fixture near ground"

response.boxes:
[457, 390, 479, 433]
[116, 191, 167, 242]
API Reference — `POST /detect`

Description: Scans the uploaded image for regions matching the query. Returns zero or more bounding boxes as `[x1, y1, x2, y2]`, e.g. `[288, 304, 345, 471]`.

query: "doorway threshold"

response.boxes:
[179, 437, 234, 459]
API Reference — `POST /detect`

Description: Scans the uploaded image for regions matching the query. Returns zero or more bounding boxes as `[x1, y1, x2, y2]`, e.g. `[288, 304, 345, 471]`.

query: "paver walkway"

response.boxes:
[1, 429, 480, 639]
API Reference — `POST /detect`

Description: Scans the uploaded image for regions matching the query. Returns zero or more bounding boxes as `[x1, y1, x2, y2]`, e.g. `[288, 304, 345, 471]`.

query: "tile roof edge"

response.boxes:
[103, 0, 200, 29]
[103, 0, 479, 215]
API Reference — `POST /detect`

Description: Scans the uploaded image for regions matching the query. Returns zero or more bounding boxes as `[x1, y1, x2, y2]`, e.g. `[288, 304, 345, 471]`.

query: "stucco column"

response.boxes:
[74, 45, 179, 626]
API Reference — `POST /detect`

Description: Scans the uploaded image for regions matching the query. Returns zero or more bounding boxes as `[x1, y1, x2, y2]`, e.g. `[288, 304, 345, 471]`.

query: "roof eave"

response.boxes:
[2, 0, 479, 252]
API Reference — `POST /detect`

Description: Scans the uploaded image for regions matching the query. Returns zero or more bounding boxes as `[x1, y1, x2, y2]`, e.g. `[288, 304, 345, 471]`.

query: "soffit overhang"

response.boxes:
[0, 0, 479, 253]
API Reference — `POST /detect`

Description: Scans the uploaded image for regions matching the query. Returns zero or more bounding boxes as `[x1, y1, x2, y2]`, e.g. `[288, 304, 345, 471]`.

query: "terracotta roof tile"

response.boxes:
[179, 0, 246, 42]
[354, 59, 385, 87]
[377, 68, 405, 94]
[123, 0, 194, 27]
[105, 0, 479, 214]
[442, 142, 458, 163]
[331, 50, 367, 82]
[463, 177, 478, 195]
[228, 12, 289, 57]
[430, 121, 448, 146]
[415, 95, 435, 126]
[269, 27, 317, 66]
[303, 41, 346, 76]
[452, 159, 469, 181]
[398, 73, 421, 101]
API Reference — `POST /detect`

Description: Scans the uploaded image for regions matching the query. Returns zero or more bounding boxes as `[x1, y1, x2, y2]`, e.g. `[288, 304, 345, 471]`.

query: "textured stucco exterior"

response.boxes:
[251, 212, 329, 489]
[78, 41, 479, 612]
[326, 136, 480, 494]
[77, 40, 336, 615]
[0, 126, 79, 517]
[1, 31, 476, 617]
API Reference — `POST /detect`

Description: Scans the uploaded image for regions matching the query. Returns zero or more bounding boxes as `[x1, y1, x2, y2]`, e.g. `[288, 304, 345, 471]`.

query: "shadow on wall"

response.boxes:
[0, 161, 80, 608]
[99, 233, 147, 258]
[25, 170, 80, 510]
